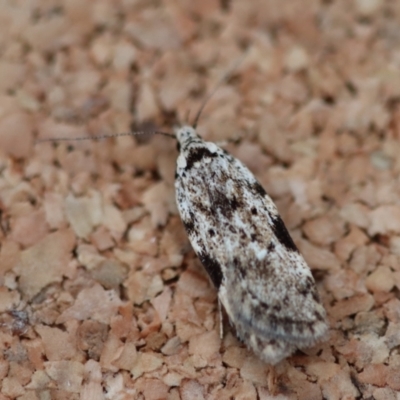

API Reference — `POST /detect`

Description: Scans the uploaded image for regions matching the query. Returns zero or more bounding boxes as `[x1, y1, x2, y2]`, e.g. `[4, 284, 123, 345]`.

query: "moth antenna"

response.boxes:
[35, 130, 176, 144]
[192, 52, 247, 129]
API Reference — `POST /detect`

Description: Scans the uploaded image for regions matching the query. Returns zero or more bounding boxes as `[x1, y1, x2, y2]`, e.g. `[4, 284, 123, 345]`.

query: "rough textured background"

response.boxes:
[1, 0, 400, 399]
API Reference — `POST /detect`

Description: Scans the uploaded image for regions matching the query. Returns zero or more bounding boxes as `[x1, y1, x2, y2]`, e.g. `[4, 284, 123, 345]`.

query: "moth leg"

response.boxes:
[218, 299, 224, 339]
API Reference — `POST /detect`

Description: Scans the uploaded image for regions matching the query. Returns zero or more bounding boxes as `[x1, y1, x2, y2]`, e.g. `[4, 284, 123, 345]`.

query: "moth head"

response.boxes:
[175, 126, 200, 145]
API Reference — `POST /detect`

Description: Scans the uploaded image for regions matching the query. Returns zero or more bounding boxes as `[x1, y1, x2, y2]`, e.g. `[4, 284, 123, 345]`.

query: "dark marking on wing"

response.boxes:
[270, 215, 298, 252]
[209, 189, 241, 218]
[182, 211, 196, 235]
[183, 219, 195, 235]
[298, 276, 314, 296]
[251, 181, 267, 197]
[198, 252, 223, 288]
[267, 242, 275, 252]
[185, 147, 219, 170]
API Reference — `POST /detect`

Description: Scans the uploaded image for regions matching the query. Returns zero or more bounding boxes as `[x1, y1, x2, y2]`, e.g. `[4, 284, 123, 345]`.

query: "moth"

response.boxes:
[37, 63, 328, 365]
[174, 125, 328, 365]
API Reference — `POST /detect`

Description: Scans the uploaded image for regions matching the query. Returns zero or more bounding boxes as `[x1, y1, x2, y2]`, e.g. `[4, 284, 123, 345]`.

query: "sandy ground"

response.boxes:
[1, 0, 400, 399]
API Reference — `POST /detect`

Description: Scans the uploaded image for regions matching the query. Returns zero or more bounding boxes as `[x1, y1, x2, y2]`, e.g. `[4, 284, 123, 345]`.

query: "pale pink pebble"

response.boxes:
[102, 374, 132, 399]
[365, 266, 395, 293]
[58, 148, 96, 178]
[278, 74, 309, 103]
[368, 205, 400, 236]
[23, 16, 69, 53]
[0, 240, 20, 281]
[124, 9, 181, 50]
[1, 377, 25, 398]
[176, 268, 213, 298]
[70, 68, 102, 99]
[70, 171, 91, 195]
[386, 365, 400, 391]
[11, 208, 48, 247]
[113, 248, 140, 266]
[389, 236, 400, 256]
[180, 379, 205, 400]
[80, 360, 103, 400]
[358, 364, 388, 387]
[360, 334, 390, 364]
[135, 79, 159, 122]
[264, 166, 291, 198]
[234, 141, 272, 176]
[164, 2, 197, 42]
[321, 369, 359, 400]
[16, 88, 41, 113]
[161, 337, 182, 356]
[355, 0, 383, 16]
[394, 271, 400, 291]
[383, 299, 400, 322]
[330, 294, 374, 321]
[130, 144, 157, 172]
[64, 194, 95, 239]
[77, 244, 106, 270]
[37, 119, 87, 141]
[43, 192, 67, 229]
[138, 378, 169, 400]
[305, 361, 341, 381]
[124, 271, 152, 304]
[15, 229, 75, 300]
[103, 204, 127, 236]
[25, 370, 51, 390]
[0, 287, 20, 313]
[131, 352, 163, 379]
[103, 77, 131, 112]
[0, 61, 25, 92]
[188, 330, 221, 362]
[57, 283, 122, 325]
[151, 287, 172, 322]
[240, 354, 269, 385]
[90, 226, 114, 251]
[372, 387, 398, 400]
[99, 332, 123, 371]
[0, 95, 20, 120]
[14, 391, 39, 400]
[286, 366, 323, 400]
[334, 226, 369, 262]
[0, 112, 33, 158]
[258, 387, 288, 400]
[35, 325, 78, 361]
[112, 40, 137, 71]
[284, 45, 309, 72]
[163, 372, 184, 387]
[65, 0, 95, 24]
[127, 217, 158, 256]
[350, 245, 381, 275]
[303, 215, 345, 246]
[142, 181, 171, 228]
[125, 271, 163, 305]
[339, 203, 370, 229]
[298, 239, 340, 271]
[157, 58, 198, 111]
[112, 342, 138, 371]
[44, 361, 84, 393]
[90, 33, 113, 66]
[375, 181, 400, 204]
[325, 269, 365, 301]
[222, 346, 248, 369]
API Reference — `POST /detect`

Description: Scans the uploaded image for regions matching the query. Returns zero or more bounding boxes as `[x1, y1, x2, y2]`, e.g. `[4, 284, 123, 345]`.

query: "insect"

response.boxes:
[174, 124, 328, 365]
[37, 63, 328, 365]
